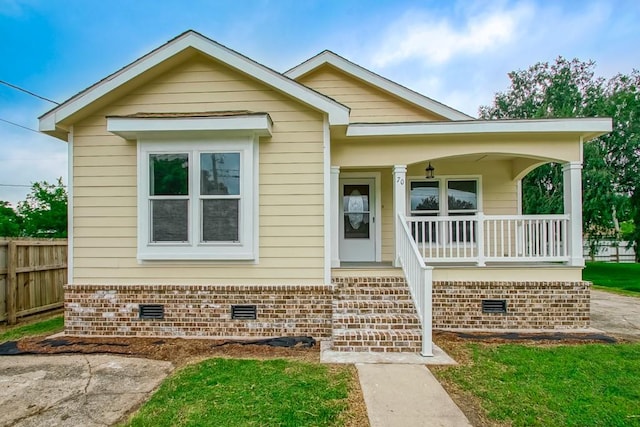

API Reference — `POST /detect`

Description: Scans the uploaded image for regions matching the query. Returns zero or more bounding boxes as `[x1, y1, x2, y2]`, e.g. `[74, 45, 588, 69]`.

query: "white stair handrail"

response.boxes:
[397, 212, 433, 357]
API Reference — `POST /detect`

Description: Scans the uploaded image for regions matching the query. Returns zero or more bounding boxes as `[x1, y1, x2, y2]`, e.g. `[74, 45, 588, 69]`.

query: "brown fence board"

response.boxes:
[1, 239, 67, 324]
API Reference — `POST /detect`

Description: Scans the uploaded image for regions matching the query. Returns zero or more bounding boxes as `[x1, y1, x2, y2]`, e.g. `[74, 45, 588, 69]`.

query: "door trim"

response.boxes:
[339, 172, 382, 263]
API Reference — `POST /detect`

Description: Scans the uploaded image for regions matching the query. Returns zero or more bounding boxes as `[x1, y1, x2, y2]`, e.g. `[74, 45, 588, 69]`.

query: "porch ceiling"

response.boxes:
[331, 134, 581, 171]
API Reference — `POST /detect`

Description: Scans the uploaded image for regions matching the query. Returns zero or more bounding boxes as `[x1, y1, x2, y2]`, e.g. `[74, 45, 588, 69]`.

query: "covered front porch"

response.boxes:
[327, 118, 610, 356]
[330, 159, 584, 271]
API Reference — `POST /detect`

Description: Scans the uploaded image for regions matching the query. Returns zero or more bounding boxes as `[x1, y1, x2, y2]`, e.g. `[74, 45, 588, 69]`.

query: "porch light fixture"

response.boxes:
[425, 162, 435, 179]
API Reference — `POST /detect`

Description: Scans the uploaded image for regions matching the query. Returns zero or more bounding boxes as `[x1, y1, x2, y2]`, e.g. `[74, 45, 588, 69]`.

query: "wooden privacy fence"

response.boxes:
[0, 239, 67, 324]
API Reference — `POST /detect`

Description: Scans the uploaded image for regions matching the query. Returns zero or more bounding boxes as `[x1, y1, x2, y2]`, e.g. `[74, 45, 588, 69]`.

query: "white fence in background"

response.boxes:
[584, 240, 636, 263]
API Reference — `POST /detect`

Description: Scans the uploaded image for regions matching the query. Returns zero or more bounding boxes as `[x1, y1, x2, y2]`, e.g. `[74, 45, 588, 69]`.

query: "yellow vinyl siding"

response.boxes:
[297, 64, 444, 123]
[72, 54, 325, 285]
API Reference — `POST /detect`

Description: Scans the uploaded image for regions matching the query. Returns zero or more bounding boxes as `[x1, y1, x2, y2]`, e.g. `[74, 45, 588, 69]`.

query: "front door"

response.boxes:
[339, 178, 376, 262]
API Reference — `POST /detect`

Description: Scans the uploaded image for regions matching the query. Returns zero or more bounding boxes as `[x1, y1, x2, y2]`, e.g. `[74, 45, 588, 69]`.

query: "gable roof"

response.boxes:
[285, 50, 473, 121]
[39, 31, 350, 140]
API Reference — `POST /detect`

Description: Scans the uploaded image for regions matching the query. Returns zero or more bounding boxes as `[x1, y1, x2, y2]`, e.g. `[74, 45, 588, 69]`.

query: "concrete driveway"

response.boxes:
[591, 289, 640, 340]
[0, 354, 173, 427]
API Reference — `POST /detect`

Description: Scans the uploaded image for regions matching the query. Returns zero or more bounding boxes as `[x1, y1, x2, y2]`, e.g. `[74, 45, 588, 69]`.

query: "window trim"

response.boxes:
[407, 175, 482, 216]
[407, 175, 482, 246]
[137, 136, 257, 261]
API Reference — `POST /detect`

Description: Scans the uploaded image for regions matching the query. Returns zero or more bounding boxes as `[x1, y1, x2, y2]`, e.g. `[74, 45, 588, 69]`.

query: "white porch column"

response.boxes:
[393, 165, 407, 267]
[563, 161, 584, 267]
[331, 166, 341, 267]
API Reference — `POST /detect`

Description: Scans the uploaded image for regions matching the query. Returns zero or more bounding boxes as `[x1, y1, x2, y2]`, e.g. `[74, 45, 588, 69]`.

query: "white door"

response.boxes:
[339, 178, 376, 262]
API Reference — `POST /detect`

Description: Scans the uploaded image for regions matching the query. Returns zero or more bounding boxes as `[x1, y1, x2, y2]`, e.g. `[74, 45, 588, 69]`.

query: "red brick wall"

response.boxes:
[64, 284, 334, 338]
[432, 281, 590, 329]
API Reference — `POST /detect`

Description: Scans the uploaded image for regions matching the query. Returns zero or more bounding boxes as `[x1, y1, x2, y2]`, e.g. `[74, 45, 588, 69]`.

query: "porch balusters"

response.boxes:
[406, 214, 570, 264]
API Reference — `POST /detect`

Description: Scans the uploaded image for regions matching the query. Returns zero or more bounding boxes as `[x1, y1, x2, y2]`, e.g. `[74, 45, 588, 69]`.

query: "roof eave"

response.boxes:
[38, 31, 350, 135]
[285, 50, 474, 121]
[345, 117, 613, 139]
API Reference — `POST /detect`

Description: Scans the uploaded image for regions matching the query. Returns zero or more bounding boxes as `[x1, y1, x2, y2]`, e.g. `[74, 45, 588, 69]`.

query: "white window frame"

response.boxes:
[408, 175, 482, 246]
[138, 136, 257, 261]
[408, 175, 483, 216]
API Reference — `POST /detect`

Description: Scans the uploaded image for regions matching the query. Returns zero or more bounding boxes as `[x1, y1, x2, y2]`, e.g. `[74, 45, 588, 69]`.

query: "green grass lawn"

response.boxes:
[121, 358, 354, 427]
[583, 262, 640, 293]
[0, 315, 63, 343]
[436, 343, 640, 427]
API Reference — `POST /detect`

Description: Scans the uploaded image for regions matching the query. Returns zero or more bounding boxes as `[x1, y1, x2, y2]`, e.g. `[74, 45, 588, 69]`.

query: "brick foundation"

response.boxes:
[432, 281, 591, 329]
[64, 283, 334, 338]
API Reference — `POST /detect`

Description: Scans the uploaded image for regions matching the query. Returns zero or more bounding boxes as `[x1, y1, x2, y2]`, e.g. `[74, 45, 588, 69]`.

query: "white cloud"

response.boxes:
[372, 2, 533, 67]
[0, 125, 67, 207]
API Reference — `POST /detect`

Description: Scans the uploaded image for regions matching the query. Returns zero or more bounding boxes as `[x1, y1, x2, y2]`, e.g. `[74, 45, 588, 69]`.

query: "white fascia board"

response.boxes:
[346, 118, 613, 138]
[107, 114, 273, 139]
[285, 51, 473, 121]
[39, 32, 350, 131]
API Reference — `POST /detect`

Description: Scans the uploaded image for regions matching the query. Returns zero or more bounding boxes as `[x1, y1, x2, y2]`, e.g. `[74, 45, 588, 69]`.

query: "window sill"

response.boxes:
[137, 251, 256, 261]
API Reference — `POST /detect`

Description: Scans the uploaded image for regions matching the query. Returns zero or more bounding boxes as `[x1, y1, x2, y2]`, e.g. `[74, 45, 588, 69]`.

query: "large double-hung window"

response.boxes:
[139, 138, 256, 260]
[107, 113, 271, 262]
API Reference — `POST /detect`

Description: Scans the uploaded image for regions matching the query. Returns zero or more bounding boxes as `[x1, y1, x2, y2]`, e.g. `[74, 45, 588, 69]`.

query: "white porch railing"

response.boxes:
[397, 213, 433, 357]
[406, 214, 570, 264]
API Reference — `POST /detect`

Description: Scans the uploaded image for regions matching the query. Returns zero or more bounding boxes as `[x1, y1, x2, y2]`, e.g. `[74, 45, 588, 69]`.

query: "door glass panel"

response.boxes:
[343, 184, 370, 239]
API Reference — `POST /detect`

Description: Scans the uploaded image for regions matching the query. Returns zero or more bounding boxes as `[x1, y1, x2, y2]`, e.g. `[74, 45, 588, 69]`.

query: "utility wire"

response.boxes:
[0, 117, 41, 134]
[0, 184, 32, 188]
[0, 79, 60, 105]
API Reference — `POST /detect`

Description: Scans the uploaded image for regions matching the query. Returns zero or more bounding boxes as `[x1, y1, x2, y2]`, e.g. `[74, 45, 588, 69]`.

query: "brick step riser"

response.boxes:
[334, 315, 420, 324]
[330, 345, 422, 353]
[333, 315, 420, 328]
[336, 286, 411, 294]
[332, 280, 407, 289]
[331, 332, 423, 353]
[333, 309, 420, 317]
[334, 323, 421, 331]
[333, 295, 413, 304]
[333, 300, 418, 316]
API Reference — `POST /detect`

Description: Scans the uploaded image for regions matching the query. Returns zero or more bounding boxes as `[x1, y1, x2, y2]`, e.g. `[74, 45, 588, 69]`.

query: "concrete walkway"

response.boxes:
[357, 364, 472, 427]
[591, 289, 640, 340]
[0, 354, 173, 427]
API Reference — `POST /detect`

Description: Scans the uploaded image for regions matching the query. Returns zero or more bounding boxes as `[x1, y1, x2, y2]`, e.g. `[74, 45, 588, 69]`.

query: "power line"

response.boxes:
[0, 79, 60, 105]
[0, 117, 41, 134]
[0, 184, 32, 188]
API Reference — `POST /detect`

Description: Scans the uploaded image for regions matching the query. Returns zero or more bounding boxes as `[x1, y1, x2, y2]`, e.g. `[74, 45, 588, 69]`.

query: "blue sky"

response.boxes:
[1, 0, 639, 206]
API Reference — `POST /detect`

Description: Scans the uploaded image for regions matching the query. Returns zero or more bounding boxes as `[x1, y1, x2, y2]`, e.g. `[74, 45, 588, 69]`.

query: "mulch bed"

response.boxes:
[434, 329, 619, 344]
[3, 335, 321, 366]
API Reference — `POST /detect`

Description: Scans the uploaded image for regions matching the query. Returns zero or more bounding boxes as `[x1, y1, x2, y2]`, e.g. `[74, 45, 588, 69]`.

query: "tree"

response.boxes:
[480, 58, 640, 259]
[17, 178, 68, 238]
[0, 201, 21, 237]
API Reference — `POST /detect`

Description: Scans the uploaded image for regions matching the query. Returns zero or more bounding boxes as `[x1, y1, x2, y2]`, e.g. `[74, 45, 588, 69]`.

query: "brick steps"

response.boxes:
[334, 287, 413, 301]
[334, 313, 420, 329]
[334, 300, 419, 315]
[331, 329, 423, 353]
[330, 276, 423, 353]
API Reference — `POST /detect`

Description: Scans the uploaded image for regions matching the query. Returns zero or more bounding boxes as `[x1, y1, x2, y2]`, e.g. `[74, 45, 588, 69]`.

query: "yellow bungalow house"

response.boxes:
[39, 31, 611, 356]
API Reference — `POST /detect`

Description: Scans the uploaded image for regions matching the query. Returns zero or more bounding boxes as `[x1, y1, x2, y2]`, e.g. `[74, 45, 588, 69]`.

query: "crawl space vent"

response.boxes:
[482, 299, 507, 314]
[231, 305, 257, 320]
[139, 304, 164, 320]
